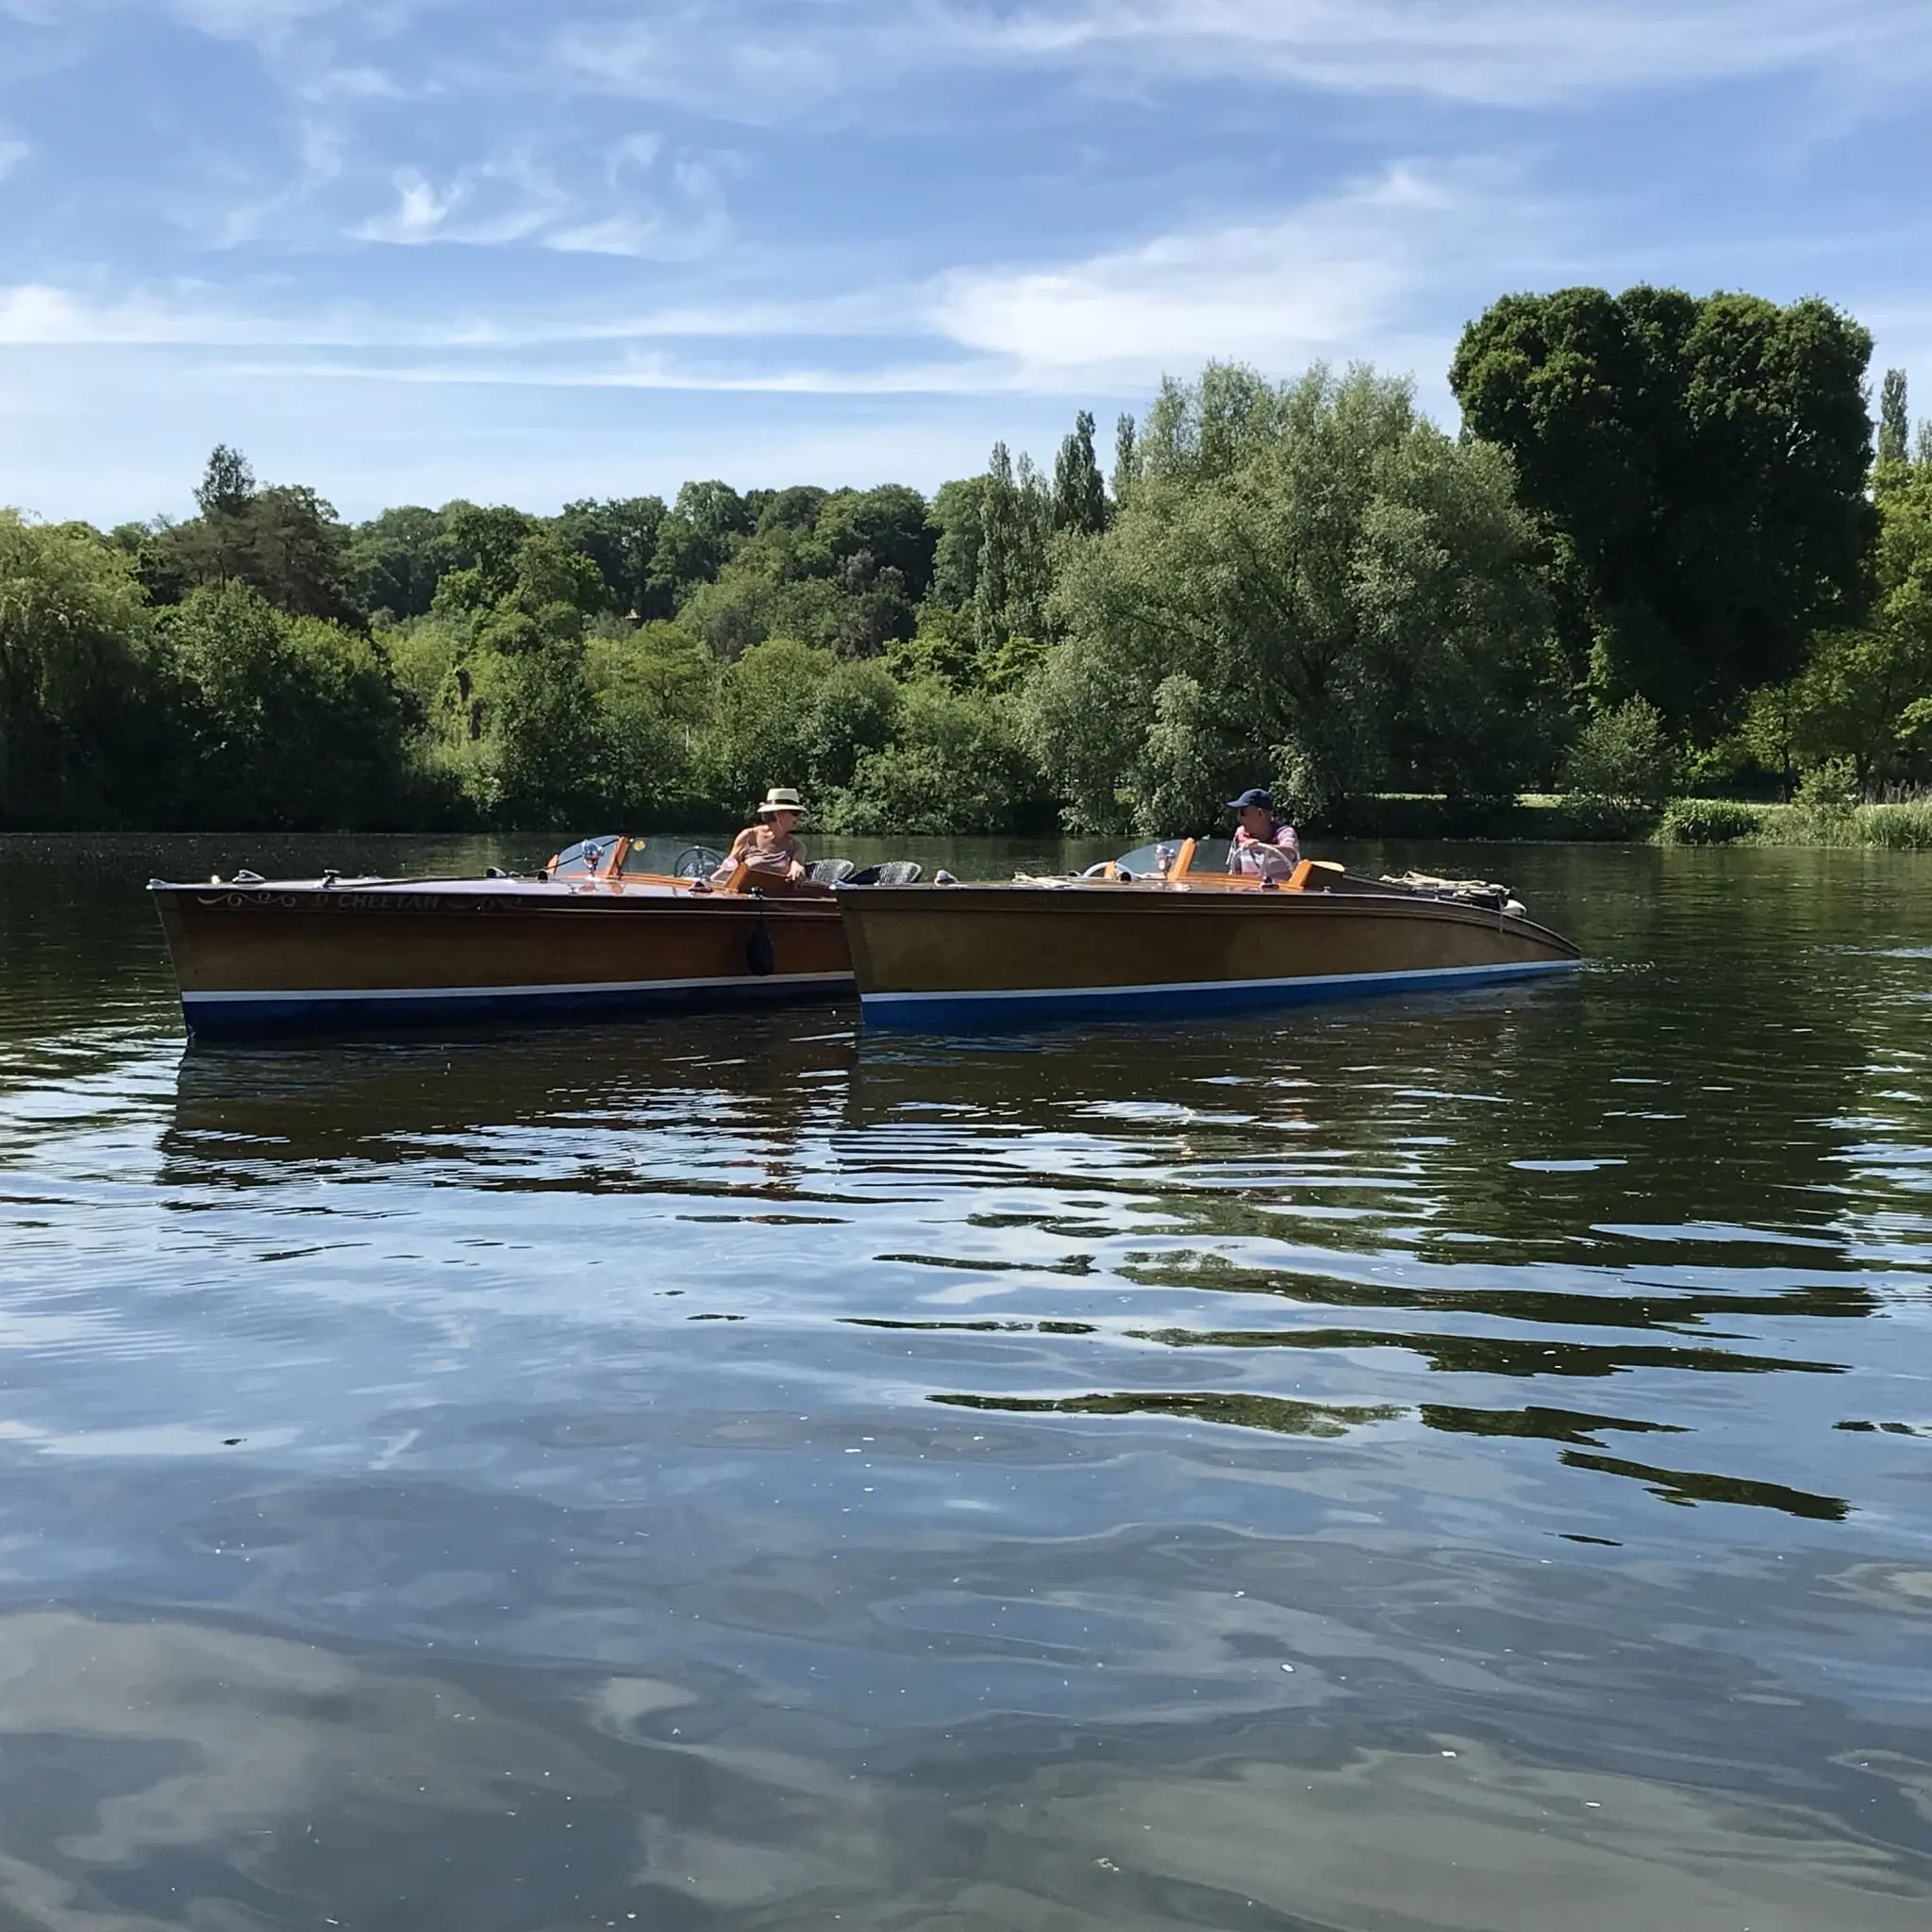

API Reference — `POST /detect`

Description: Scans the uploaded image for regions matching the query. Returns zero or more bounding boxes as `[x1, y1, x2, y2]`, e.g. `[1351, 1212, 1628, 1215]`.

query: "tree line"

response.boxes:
[3, 284, 1928, 839]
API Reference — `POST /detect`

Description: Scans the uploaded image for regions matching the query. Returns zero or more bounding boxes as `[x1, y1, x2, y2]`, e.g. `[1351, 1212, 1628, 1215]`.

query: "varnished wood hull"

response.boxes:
[839, 880, 1582, 1026]
[150, 878, 854, 1040]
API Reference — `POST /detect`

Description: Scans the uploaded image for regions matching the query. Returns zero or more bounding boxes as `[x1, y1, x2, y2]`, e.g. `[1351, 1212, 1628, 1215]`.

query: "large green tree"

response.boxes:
[165, 582, 409, 828]
[0, 513, 159, 824]
[1450, 287, 1875, 730]
[646, 479, 754, 609]
[1028, 364, 1558, 833]
[557, 496, 669, 619]
[429, 502, 539, 615]
[163, 447, 359, 624]
[926, 477, 986, 611]
[817, 485, 937, 599]
[695, 636, 897, 811]
[1747, 460, 1932, 791]
[345, 506, 449, 622]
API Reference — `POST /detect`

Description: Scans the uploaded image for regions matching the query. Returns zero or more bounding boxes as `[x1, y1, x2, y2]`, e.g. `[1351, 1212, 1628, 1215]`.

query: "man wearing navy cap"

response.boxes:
[1227, 788, 1302, 880]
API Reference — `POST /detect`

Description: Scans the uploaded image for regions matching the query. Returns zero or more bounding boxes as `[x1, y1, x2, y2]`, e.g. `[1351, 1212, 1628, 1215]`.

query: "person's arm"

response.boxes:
[706, 829, 751, 886]
[1242, 832, 1297, 878]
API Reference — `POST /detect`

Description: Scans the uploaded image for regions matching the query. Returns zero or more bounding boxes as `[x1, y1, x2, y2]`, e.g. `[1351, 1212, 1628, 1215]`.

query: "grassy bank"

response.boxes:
[1315, 794, 1639, 841]
[1657, 798, 1932, 850]
[1305, 793, 1932, 848]
[7, 793, 1926, 849]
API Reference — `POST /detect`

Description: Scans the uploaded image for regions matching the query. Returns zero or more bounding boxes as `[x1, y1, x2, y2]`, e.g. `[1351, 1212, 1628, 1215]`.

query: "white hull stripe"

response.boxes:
[861, 958, 1581, 1008]
[184, 972, 855, 1007]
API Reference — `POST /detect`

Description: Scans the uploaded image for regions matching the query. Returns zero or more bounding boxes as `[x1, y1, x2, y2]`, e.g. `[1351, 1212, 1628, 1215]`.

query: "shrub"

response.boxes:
[824, 677, 1044, 835]
[1563, 698, 1677, 813]
[1794, 756, 1858, 809]
[1658, 798, 1759, 844]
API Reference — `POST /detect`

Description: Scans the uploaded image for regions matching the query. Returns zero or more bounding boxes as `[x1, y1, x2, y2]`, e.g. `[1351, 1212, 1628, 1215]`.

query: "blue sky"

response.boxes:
[3, 0, 1930, 524]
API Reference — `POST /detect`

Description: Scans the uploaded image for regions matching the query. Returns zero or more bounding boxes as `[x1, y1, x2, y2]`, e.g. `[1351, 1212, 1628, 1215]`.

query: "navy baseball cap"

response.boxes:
[1226, 788, 1274, 811]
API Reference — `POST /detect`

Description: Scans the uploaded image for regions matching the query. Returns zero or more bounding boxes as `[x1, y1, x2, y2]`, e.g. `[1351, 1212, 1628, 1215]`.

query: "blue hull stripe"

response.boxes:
[859, 958, 1581, 1027]
[182, 972, 854, 1041]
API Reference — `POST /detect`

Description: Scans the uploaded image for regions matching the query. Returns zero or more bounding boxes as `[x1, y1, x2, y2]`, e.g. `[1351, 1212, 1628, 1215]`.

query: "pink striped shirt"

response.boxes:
[1230, 824, 1301, 878]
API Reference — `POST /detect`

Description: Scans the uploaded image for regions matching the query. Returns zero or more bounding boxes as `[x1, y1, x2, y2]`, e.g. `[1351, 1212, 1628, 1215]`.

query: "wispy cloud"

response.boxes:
[351, 139, 731, 258]
[3, 0, 1927, 521]
[0, 282, 289, 346]
[0, 278, 828, 352]
[356, 167, 460, 243]
[25, 2, 1932, 129]
[355, 152, 557, 245]
[211, 114, 347, 245]
[171, 0, 359, 27]
[0, 158, 1561, 398]
[168, 0, 424, 107]
[552, 0, 1932, 118]
[1000, 1, 1932, 104]
[923, 159, 1551, 387]
[167, 0, 416, 58]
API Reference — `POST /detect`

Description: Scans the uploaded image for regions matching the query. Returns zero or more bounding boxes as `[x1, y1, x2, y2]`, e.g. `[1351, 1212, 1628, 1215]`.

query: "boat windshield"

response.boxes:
[615, 836, 727, 877]
[548, 835, 624, 877]
[1112, 838, 1234, 875]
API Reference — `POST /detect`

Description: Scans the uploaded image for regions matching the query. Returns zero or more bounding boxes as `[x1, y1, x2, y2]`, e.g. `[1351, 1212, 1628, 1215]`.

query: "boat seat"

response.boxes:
[846, 861, 923, 886]
[808, 858, 858, 885]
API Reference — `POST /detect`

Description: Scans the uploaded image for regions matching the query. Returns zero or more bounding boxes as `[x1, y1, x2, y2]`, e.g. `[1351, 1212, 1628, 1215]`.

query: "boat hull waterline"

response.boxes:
[150, 876, 853, 1041]
[839, 881, 1583, 1027]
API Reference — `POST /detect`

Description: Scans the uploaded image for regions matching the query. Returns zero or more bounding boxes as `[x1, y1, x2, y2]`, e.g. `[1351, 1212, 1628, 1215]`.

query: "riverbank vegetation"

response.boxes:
[3, 285, 1928, 842]
[1658, 795, 1932, 849]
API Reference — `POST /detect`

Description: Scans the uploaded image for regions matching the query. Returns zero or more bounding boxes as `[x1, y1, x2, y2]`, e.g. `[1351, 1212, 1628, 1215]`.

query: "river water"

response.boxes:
[0, 833, 1928, 1931]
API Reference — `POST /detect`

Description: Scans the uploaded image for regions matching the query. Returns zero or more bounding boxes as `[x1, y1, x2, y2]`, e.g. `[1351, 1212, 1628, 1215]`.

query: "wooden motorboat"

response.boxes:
[149, 836, 860, 1041]
[838, 845, 1582, 1027]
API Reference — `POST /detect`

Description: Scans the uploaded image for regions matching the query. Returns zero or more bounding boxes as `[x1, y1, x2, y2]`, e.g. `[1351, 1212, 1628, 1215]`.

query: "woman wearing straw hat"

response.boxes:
[708, 786, 809, 886]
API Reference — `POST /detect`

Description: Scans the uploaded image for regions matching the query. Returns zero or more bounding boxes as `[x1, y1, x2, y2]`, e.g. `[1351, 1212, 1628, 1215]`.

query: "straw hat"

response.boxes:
[757, 786, 806, 818]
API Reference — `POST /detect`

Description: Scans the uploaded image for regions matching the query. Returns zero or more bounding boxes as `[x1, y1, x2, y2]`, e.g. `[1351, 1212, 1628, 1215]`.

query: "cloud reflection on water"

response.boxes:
[0, 1612, 1928, 1930]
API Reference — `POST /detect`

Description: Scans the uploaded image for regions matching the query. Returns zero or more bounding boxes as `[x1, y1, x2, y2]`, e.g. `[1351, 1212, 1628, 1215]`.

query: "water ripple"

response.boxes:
[1, 835, 1930, 1925]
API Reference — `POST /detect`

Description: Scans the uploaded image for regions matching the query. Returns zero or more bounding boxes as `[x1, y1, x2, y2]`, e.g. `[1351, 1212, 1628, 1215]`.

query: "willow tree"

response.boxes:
[0, 513, 156, 824]
[1025, 364, 1559, 834]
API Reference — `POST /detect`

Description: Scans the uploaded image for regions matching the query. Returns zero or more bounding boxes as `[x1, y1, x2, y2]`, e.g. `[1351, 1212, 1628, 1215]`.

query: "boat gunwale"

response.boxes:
[147, 875, 844, 916]
[835, 878, 1580, 958]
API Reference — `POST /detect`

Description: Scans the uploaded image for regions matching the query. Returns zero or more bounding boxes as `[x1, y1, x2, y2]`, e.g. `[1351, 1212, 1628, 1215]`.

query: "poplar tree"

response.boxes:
[974, 443, 1051, 649]
[1879, 368, 1909, 467]
[1052, 409, 1108, 535]
[974, 442, 1016, 652]
[1112, 413, 1139, 506]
